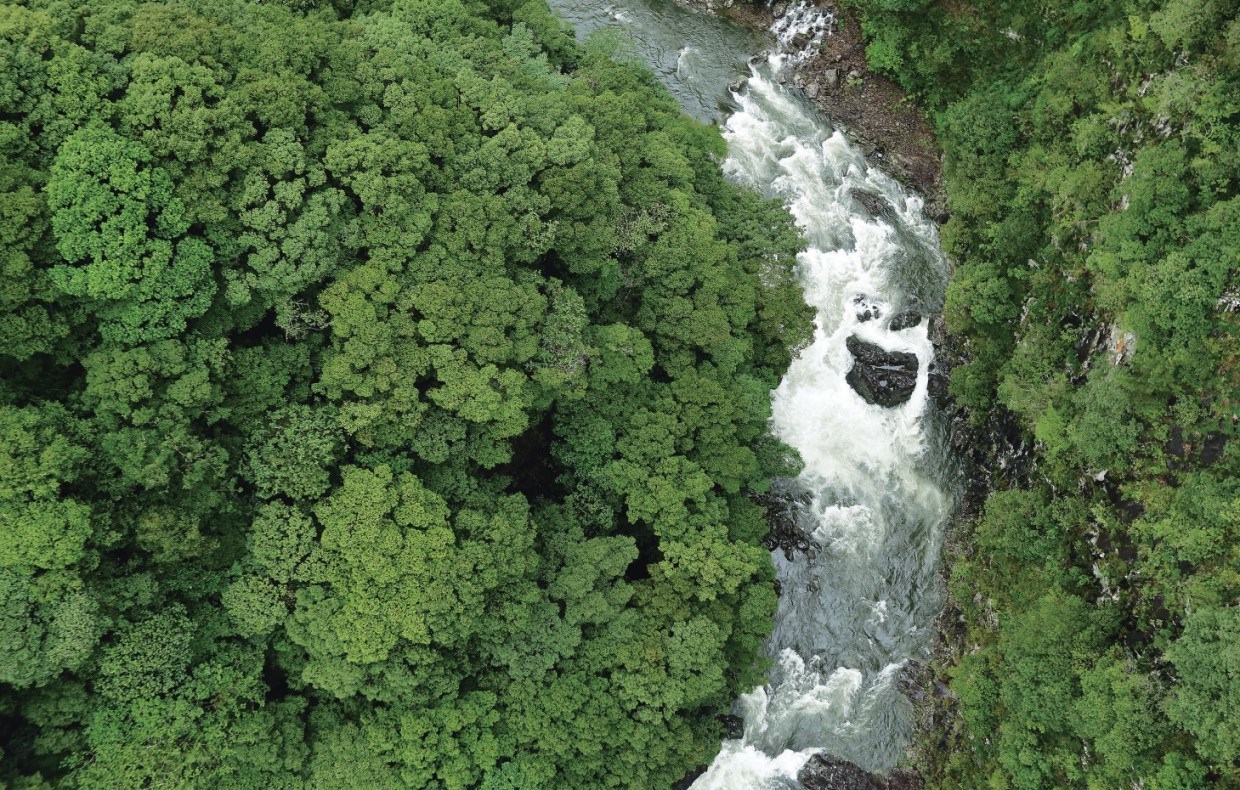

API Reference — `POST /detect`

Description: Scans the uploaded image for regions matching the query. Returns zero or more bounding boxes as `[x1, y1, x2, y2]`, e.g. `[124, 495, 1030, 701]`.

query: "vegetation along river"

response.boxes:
[546, 1, 961, 785]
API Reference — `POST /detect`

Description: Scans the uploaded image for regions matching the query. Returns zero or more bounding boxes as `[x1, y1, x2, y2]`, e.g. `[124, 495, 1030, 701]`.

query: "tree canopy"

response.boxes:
[839, 0, 1240, 785]
[0, 0, 814, 786]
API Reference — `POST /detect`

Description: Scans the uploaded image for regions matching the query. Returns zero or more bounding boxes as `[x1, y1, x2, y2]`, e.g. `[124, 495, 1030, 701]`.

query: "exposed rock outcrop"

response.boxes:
[849, 188, 892, 219]
[845, 335, 918, 408]
[753, 489, 819, 560]
[888, 311, 921, 331]
[799, 755, 882, 790]
[797, 755, 925, 790]
[852, 295, 884, 323]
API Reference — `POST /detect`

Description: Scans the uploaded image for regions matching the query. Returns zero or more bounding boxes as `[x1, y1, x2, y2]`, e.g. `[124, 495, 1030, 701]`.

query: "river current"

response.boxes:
[544, 1, 958, 785]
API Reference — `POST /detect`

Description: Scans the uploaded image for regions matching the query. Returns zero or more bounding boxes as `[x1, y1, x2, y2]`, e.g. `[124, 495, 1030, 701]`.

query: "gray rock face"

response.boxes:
[845, 335, 918, 408]
[888, 311, 922, 331]
[797, 755, 925, 790]
[851, 295, 883, 323]
[927, 371, 949, 405]
[798, 755, 882, 790]
[849, 188, 891, 218]
[753, 489, 818, 560]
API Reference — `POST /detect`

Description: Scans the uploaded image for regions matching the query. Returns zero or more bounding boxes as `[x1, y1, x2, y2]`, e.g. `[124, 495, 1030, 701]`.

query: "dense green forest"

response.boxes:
[0, 0, 817, 785]
[838, 0, 1240, 786]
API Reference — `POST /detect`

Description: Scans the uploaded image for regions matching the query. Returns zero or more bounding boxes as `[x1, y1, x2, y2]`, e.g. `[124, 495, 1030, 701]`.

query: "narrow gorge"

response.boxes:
[546, 2, 960, 785]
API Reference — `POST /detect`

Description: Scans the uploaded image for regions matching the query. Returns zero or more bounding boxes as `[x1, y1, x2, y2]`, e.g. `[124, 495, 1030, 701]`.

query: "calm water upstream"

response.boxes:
[544, 1, 958, 785]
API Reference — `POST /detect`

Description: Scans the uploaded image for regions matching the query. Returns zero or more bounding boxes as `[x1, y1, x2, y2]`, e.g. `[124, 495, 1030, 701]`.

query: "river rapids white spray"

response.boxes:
[693, 47, 954, 785]
[544, 1, 956, 785]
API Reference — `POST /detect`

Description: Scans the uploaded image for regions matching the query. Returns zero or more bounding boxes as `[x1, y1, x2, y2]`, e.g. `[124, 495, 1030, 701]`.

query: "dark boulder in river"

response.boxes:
[798, 755, 882, 789]
[851, 294, 883, 323]
[798, 754, 925, 790]
[888, 310, 922, 331]
[849, 188, 891, 219]
[846, 335, 918, 407]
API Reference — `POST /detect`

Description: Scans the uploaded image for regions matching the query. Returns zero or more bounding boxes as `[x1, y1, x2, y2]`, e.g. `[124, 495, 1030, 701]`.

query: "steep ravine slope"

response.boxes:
[688, 1, 1240, 787]
[804, 0, 1240, 787]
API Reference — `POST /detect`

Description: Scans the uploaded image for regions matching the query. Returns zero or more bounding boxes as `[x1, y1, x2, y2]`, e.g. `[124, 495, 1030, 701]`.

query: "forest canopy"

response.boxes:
[0, 0, 815, 786]
[839, 0, 1240, 786]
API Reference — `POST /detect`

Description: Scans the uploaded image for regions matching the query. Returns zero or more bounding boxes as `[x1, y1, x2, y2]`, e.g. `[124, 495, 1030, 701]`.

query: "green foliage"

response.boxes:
[0, 0, 814, 786]
[1165, 605, 1240, 767]
[846, 0, 1240, 785]
[47, 124, 215, 345]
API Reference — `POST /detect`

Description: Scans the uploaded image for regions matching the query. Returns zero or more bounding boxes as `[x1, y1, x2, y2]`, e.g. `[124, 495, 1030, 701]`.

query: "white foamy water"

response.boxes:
[694, 37, 953, 790]
[546, 0, 766, 123]
[543, 1, 956, 785]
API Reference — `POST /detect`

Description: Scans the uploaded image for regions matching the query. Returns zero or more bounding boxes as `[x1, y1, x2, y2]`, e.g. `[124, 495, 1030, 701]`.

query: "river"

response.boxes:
[544, 1, 958, 786]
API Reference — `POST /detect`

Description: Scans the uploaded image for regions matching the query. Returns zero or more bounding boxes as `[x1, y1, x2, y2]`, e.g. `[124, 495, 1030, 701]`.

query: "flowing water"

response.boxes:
[546, 1, 958, 785]
[546, 0, 766, 123]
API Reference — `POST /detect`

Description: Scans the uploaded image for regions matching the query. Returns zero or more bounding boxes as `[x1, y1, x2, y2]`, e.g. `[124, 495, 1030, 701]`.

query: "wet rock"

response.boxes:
[886, 770, 925, 790]
[772, 1, 788, 17]
[926, 313, 949, 351]
[716, 713, 745, 739]
[825, 68, 840, 88]
[798, 755, 926, 790]
[754, 489, 815, 560]
[672, 766, 707, 790]
[888, 311, 922, 331]
[806, 81, 820, 99]
[851, 295, 883, 323]
[927, 372, 949, 405]
[791, 31, 811, 49]
[849, 189, 890, 218]
[730, 76, 748, 92]
[898, 659, 929, 702]
[845, 335, 918, 408]
[798, 755, 883, 790]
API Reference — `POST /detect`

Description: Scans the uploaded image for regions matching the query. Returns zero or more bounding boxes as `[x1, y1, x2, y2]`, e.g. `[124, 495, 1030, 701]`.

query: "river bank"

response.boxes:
[673, 2, 974, 787]
[686, 0, 945, 217]
[548, 1, 967, 784]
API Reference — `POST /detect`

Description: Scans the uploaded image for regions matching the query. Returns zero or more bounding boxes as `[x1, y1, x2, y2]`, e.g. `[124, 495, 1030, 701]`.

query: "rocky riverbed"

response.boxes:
[681, 0, 945, 216]
[669, 2, 983, 787]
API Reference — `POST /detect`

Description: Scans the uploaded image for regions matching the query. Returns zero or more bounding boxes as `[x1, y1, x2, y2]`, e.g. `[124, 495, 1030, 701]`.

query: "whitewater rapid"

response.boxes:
[693, 49, 953, 786]
[544, 1, 956, 785]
